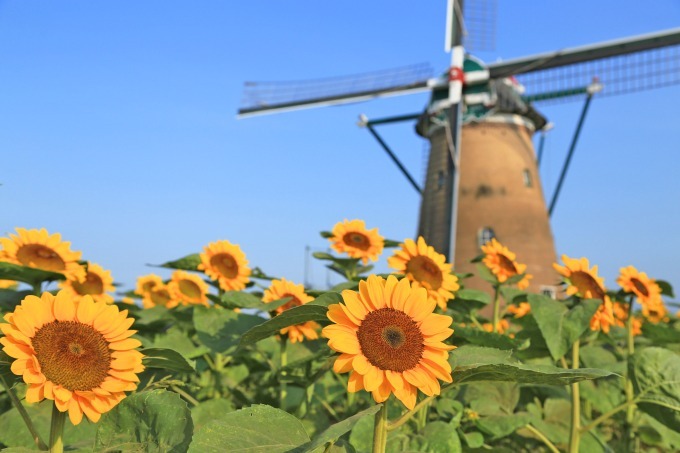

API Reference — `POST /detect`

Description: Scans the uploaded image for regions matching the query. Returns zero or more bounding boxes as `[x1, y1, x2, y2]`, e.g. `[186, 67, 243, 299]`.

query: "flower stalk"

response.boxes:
[568, 339, 581, 453]
[49, 403, 66, 453]
[372, 403, 388, 453]
[625, 295, 637, 449]
[492, 284, 501, 333]
[279, 336, 288, 410]
[0, 375, 47, 451]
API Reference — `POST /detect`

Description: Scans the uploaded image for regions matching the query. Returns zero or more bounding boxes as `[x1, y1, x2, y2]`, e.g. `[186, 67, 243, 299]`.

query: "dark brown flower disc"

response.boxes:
[32, 321, 111, 391]
[357, 308, 424, 372]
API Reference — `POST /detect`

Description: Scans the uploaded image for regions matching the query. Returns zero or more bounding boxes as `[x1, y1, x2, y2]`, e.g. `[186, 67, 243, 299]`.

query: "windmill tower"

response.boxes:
[237, 1, 680, 293]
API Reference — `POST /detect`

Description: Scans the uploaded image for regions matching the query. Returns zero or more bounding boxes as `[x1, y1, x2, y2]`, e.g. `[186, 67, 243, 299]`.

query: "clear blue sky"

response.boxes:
[1, 1, 679, 296]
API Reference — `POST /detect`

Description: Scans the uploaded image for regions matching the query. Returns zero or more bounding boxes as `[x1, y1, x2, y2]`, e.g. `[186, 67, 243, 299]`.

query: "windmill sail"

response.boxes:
[238, 63, 435, 117]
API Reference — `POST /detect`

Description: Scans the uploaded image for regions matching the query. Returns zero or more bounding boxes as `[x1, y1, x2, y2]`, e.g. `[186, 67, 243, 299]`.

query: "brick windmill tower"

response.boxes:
[237, 1, 680, 293]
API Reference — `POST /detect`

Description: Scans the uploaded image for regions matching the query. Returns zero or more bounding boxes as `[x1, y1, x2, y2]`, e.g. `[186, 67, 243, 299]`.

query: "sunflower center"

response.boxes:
[72, 272, 104, 295]
[342, 232, 371, 251]
[178, 279, 202, 299]
[142, 281, 157, 293]
[357, 308, 424, 372]
[32, 321, 111, 391]
[150, 288, 171, 306]
[405, 256, 443, 290]
[570, 271, 605, 300]
[631, 278, 649, 297]
[16, 244, 66, 272]
[498, 254, 518, 274]
[211, 253, 239, 278]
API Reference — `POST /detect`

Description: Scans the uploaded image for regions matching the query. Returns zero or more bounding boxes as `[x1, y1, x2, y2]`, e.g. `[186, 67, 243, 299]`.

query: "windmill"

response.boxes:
[237, 1, 680, 294]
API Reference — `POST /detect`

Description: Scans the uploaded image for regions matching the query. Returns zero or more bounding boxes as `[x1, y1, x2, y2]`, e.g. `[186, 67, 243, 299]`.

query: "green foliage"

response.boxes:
[449, 345, 614, 385]
[452, 324, 529, 350]
[141, 347, 197, 372]
[194, 306, 266, 354]
[291, 404, 381, 452]
[156, 253, 202, 271]
[239, 304, 329, 347]
[188, 405, 310, 452]
[528, 294, 601, 360]
[630, 346, 680, 431]
[94, 390, 193, 452]
[0, 399, 96, 450]
[0, 262, 65, 286]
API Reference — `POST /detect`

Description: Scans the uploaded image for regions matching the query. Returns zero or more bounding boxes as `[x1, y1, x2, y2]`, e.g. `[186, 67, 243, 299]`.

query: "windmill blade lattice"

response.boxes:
[519, 44, 680, 105]
[238, 63, 434, 117]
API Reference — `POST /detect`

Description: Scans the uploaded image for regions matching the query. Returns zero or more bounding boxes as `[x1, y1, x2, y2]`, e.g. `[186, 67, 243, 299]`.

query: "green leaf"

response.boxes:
[194, 306, 266, 354]
[383, 239, 401, 248]
[95, 389, 192, 453]
[449, 345, 614, 385]
[188, 404, 310, 453]
[460, 430, 484, 448]
[455, 289, 491, 306]
[528, 294, 601, 361]
[476, 413, 533, 439]
[291, 404, 381, 452]
[422, 421, 462, 453]
[141, 348, 196, 372]
[152, 326, 210, 359]
[0, 262, 65, 286]
[0, 289, 32, 311]
[191, 399, 235, 433]
[310, 291, 343, 307]
[476, 263, 499, 285]
[642, 322, 680, 344]
[452, 324, 529, 350]
[657, 280, 675, 298]
[630, 346, 680, 431]
[239, 304, 329, 347]
[319, 231, 333, 239]
[155, 253, 202, 271]
[464, 382, 519, 416]
[0, 399, 96, 449]
[216, 290, 264, 309]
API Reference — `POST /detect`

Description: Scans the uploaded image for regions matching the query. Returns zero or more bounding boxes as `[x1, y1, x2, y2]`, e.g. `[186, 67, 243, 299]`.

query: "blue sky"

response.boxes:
[1, 1, 679, 296]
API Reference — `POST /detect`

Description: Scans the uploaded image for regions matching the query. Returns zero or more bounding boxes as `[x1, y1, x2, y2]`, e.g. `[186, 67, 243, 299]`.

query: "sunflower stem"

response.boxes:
[279, 336, 288, 410]
[492, 284, 501, 333]
[372, 403, 388, 453]
[387, 395, 436, 431]
[32, 282, 42, 296]
[49, 403, 66, 453]
[625, 295, 637, 450]
[0, 375, 48, 451]
[568, 339, 581, 453]
[525, 424, 560, 453]
[415, 399, 431, 432]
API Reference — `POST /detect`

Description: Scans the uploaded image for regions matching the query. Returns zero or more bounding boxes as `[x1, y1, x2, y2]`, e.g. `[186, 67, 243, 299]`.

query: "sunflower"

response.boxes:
[0, 279, 18, 290]
[134, 274, 164, 308]
[612, 301, 642, 336]
[58, 263, 115, 304]
[553, 255, 615, 333]
[0, 291, 144, 425]
[262, 278, 319, 343]
[0, 228, 85, 282]
[322, 275, 454, 410]
[198, 240, 251, 291]
[329, 219, 384, 264]
[482, 319, 510, 334]
[507, 302, 531, 318]
[481, 239, 532, 290]
[387, 237, 459, 310]
[617, 265, 663, 306]
[554, 255, 606, 300]
[146, 284, 173, 309]
[167, 270, 209, 308]
[642, 301, 668, 324]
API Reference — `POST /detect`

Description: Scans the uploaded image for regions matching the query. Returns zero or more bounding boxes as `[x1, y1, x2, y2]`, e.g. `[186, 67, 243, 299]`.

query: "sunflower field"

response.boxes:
[0, 222, 679, 452]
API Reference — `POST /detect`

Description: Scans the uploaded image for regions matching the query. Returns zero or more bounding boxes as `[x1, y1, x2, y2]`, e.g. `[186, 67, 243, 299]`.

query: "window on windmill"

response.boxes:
[477, 227, 496, 248]
[540, 286, 557, 299]
[522, 169, 532, 187]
